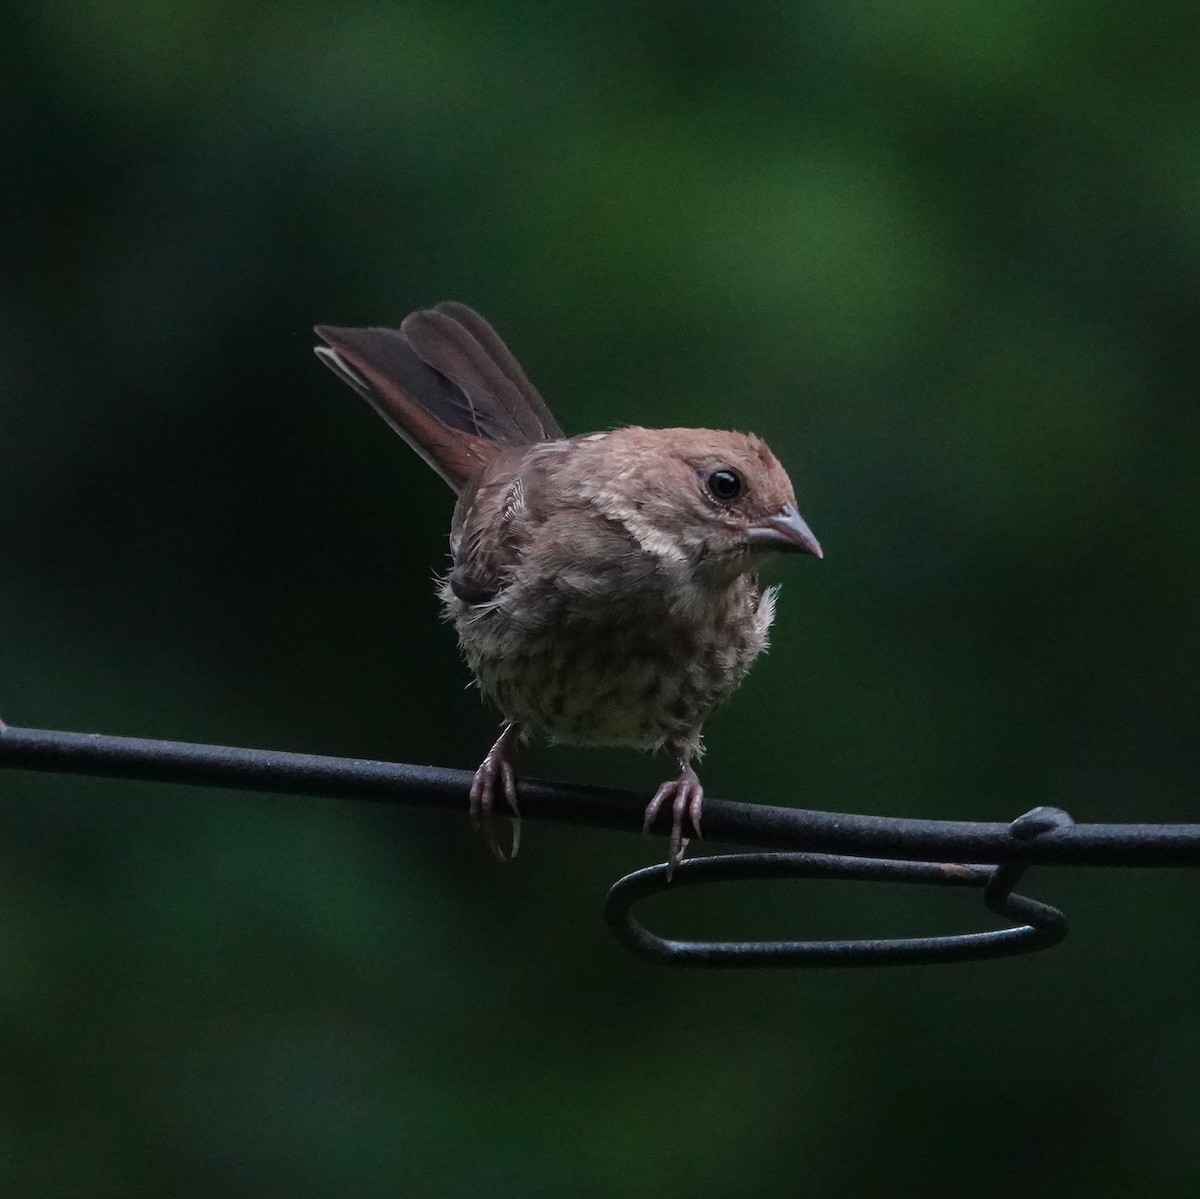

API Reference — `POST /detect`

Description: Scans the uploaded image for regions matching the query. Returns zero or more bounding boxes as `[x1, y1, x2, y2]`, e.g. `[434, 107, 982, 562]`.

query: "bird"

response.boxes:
[313, 303, 822, 873]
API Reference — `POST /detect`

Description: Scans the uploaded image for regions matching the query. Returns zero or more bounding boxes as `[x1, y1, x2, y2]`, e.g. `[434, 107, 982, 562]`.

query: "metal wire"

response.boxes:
[1, 721, 1197, 967]
[605, 854, 1066, 967]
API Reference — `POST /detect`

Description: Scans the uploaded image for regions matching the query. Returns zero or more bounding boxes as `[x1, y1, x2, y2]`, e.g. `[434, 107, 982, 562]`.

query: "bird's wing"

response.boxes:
[314, 303, 563, 494]
[446, 443, 560, 605]
[446, 439, 652, 609]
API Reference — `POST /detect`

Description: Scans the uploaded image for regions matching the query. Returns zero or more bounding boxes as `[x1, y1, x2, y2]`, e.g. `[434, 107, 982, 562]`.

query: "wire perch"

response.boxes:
[2, 721, 1198, 968]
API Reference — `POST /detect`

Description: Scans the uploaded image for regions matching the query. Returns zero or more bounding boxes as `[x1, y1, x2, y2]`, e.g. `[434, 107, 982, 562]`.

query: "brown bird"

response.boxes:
[314, 303, 821, 872]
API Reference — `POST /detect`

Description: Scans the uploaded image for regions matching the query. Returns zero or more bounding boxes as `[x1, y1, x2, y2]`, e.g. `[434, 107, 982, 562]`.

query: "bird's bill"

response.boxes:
[745, 503, 823, 557]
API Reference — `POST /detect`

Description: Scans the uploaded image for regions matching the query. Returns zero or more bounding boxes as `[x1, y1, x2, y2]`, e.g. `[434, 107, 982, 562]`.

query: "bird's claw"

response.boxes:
[469, 726, 521, 861]
[643, 766, 704, 879]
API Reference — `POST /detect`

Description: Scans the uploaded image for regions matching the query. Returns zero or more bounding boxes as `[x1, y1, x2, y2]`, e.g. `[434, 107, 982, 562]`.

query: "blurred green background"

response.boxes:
[3, 1, 1200, 1195]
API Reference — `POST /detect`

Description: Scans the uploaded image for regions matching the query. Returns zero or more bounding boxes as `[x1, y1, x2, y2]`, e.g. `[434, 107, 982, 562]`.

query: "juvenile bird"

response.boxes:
[314, 303, 821, 872]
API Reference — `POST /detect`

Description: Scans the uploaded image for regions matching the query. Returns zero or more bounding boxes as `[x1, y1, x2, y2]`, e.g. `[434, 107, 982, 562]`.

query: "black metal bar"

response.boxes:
[2, 722, 1199, 866]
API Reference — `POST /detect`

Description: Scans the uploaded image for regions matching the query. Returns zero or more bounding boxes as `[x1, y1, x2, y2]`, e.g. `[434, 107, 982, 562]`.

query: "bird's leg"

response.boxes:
[470, 722, 522, 862]
[642, 747, 704, 879]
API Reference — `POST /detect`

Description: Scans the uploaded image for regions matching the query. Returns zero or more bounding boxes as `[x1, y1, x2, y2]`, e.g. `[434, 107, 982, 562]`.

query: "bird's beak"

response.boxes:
[745, 503, 823, 558]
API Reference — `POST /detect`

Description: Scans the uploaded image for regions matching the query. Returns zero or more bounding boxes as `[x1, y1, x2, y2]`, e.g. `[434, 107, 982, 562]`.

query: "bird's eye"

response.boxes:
[706, 468, 744, 502]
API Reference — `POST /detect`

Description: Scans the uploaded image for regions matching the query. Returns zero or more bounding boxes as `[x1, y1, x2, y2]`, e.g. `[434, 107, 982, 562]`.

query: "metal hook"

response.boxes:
[604, 843, 1068, 969]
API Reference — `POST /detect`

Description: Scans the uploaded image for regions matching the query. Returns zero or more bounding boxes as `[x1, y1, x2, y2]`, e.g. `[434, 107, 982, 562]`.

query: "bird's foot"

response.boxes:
[643, 765, 704, 879]
[470, 724, 521, 861]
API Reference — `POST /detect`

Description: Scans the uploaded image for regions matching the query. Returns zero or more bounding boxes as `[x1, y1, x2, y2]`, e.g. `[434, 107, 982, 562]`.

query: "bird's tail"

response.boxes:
[314, 302, 564, 493]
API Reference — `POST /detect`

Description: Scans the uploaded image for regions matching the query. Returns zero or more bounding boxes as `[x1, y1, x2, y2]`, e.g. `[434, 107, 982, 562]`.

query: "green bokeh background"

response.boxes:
[3, 2, 1200, 1195]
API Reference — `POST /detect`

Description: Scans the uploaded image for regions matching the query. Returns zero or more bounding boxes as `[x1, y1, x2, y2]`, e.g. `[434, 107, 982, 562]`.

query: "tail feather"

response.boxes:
[429, 302, 562, 441]
[314, 305, 562, 493]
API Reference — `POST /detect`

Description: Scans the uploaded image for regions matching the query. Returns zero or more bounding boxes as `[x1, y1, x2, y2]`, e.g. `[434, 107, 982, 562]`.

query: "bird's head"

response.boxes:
[575, 427, 822, 582]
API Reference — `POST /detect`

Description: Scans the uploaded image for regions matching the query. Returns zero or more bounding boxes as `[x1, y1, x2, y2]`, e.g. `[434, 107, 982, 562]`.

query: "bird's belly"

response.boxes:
[455, 590, 770, 750]
[482, 650, 693, 748]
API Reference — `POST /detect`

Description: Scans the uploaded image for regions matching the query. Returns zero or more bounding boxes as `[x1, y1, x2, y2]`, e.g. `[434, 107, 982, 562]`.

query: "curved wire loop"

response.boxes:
[604, 851, 1068, 968]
